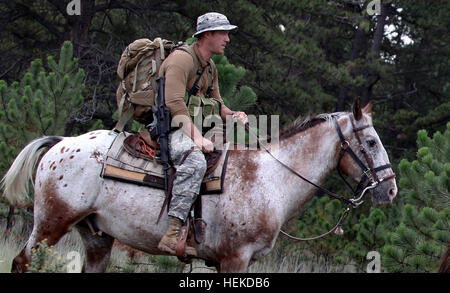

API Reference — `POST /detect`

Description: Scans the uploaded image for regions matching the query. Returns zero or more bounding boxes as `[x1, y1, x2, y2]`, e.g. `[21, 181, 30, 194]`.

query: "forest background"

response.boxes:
[0, 0, 448, 273]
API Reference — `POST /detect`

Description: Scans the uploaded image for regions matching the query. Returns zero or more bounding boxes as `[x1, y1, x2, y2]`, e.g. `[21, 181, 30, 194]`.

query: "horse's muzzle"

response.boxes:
[371, 176, 397, 205]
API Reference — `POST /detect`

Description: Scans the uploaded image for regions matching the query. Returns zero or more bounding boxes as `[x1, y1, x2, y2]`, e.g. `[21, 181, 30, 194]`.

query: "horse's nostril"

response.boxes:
[389, 188, 397, 199]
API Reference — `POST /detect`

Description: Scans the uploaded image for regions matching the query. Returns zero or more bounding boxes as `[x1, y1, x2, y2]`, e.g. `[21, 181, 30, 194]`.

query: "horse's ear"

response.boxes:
[362, 101, 373, 114]
[352, 98, 363, 120]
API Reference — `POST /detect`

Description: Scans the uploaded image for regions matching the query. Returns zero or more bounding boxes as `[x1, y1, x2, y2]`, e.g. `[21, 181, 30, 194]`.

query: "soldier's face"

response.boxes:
[206, 31, 230, 55]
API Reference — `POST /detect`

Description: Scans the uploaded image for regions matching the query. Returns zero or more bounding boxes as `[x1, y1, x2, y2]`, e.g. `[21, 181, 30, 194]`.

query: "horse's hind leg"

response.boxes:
[11, 180, 91, 273]
[76, 222, 114, 273]
[12, 216, 83, 273]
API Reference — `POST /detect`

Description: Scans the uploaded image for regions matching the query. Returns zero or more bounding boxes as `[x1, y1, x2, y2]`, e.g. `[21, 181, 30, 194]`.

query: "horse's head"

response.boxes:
[336, 99, 397, 206]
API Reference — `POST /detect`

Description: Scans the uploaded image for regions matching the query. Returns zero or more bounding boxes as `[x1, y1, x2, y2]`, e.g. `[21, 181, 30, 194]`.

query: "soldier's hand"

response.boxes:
[200, 138, 214, 153]
[232, 111, 248, 125]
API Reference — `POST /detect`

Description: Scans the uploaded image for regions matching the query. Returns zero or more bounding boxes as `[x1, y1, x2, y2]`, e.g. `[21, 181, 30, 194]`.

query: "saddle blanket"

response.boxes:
[101, 132, 230, 194]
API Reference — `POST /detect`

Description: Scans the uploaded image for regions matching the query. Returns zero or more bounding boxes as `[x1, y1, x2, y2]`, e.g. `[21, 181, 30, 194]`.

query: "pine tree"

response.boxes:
[212, 53, 258, 144]
[382, 123, 450, 272]
[0, 41, 85, 176]
[213, 54, 257, 112]
[341, 205, 402, 272]
[285, 196, 351, 271]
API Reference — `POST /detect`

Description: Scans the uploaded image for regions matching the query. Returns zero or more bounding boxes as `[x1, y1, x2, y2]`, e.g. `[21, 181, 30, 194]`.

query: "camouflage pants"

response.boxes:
[168, 129, 207, 222]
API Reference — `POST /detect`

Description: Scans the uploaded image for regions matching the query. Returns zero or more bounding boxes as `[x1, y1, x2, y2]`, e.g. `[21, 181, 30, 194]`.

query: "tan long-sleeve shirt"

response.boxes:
[159, 42, 224, 120]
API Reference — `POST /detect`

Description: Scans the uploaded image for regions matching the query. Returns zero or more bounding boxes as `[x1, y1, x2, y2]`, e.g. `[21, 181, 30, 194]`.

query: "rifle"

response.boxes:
[151, 76, 171, 189]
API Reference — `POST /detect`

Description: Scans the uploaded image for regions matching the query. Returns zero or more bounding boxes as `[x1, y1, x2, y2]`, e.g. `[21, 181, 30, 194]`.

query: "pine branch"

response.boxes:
[13, 2, 63, 40]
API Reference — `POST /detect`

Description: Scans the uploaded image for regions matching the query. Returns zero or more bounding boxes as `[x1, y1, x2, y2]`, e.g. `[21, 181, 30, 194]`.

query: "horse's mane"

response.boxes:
[279, 112, 345, 140]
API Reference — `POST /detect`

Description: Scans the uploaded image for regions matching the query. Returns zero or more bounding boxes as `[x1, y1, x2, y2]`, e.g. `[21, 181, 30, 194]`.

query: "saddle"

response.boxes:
[123, 130, 160, 160]
[101, 131, 230, 263]
[123, 130, 224, 178]
[102, 131, 229, 192]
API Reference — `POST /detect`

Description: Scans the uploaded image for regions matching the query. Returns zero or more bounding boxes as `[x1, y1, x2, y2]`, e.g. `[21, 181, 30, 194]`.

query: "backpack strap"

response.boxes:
[174, 44, 212, 99]
[113, 103, 134, 133]
[175, 45, 200, 77]
[113, 82, 135, 133]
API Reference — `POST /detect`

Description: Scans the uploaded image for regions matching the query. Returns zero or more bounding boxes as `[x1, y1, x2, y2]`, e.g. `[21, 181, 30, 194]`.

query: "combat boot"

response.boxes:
[158, 217, 197, 256]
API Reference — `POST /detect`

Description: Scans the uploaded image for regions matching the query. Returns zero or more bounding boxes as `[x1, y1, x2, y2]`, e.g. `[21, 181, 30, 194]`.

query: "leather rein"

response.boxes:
[245, 114, 396, 241]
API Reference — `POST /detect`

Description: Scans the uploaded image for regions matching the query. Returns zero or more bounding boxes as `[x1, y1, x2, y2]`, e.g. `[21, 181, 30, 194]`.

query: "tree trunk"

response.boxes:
[336, 27, 367, 111]
[66, 0, 96, 57]
[361, 2, 391, 107]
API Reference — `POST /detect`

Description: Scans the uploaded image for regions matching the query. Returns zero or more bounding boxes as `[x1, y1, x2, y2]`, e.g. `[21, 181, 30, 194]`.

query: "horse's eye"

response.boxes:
[367, 140, 377, 148]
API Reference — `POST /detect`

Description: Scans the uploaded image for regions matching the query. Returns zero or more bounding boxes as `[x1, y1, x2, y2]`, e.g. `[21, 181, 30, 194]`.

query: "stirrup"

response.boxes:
[176, 224, 196, 264]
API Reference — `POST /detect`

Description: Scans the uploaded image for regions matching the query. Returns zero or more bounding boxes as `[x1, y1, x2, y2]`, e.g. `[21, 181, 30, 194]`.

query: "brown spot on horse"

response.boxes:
[38, 180, 80, 241]
[90, 151, 104, 163]
[228, 150, 259, 183]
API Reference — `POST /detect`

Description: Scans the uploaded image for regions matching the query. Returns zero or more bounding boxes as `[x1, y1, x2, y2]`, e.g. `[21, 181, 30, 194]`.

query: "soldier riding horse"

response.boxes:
[2, 101, 397, 272]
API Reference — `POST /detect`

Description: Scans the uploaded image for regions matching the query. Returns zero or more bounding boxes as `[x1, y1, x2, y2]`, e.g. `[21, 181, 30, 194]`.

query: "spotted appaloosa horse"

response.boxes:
[2, 102, 397, 273]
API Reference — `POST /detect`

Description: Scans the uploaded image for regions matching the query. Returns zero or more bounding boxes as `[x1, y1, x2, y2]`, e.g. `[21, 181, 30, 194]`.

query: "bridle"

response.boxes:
[244, 113, 396, 241]
[333, 116, 396, 207]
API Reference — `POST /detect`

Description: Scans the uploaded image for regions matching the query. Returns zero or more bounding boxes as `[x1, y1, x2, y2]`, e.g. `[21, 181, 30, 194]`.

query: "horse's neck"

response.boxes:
[264, 115, 350, 222]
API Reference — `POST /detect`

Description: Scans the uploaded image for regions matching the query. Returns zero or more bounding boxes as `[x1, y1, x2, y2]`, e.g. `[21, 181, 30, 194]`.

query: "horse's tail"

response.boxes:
[1, 136, 63, 205]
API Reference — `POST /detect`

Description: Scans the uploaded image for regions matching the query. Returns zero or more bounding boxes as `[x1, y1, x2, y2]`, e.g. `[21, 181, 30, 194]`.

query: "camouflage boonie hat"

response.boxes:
[192, 12, 238, 38]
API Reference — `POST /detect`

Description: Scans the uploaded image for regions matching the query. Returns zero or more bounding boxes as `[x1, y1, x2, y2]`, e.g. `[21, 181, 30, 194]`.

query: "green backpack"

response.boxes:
[115, 37, 179, 132]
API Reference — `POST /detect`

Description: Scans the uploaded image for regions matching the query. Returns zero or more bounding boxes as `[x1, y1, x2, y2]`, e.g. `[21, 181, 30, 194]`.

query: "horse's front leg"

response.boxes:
[76, 222, 115, 273]
[218, 247, 252, 273]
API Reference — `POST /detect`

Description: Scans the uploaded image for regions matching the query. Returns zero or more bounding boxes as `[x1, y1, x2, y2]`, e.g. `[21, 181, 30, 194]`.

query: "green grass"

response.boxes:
[0, 231, 23, 273]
